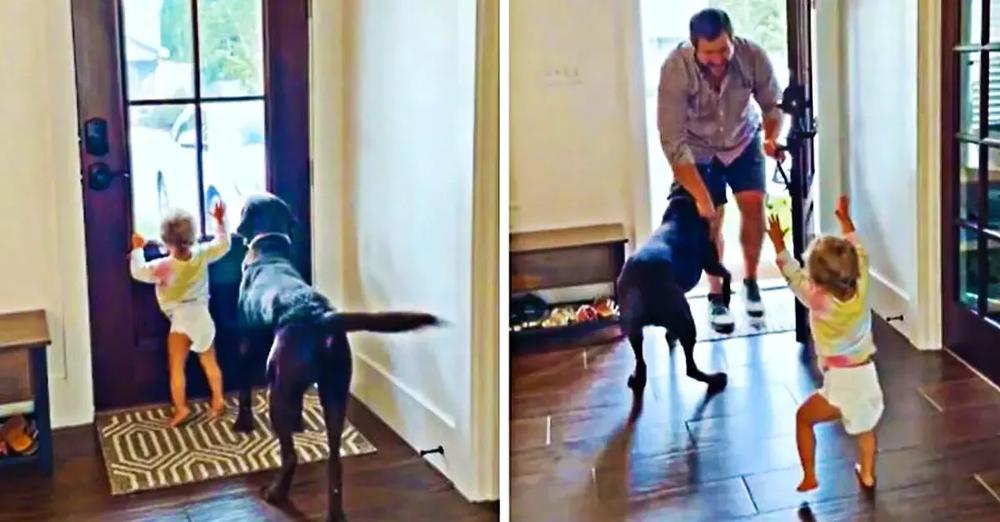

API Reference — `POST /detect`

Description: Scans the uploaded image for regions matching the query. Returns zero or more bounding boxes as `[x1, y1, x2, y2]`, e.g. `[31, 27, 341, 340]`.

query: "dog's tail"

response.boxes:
[321, 311, 441, 334]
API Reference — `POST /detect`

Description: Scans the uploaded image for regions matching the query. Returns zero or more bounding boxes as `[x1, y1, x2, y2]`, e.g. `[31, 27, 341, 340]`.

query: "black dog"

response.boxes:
[616, 190, 731, 393]
[233, 193, 439, 522]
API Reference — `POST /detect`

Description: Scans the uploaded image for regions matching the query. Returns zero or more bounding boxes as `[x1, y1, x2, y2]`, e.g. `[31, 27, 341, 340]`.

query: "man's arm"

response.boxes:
[658, 55, 714, 217]
[750, 43, 784, 147]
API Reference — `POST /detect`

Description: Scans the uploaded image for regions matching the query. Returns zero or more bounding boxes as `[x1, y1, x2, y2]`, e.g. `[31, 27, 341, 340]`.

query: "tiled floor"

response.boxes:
[511, 319, 1000, 521]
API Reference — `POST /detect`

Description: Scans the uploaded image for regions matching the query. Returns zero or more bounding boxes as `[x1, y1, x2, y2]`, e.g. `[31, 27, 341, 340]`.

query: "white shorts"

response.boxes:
[819, 362, 885, 435]
[165, 302, 216, 354]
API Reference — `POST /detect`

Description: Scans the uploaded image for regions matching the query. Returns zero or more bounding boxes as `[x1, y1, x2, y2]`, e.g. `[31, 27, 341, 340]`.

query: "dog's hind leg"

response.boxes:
[318, 334, 352, 522]
[261, 388, 299, 504]
[664, 289, 727, 393]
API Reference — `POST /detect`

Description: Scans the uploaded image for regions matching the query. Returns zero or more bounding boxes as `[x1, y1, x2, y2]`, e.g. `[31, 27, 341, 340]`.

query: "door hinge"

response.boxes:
[306, 0, 312, 19]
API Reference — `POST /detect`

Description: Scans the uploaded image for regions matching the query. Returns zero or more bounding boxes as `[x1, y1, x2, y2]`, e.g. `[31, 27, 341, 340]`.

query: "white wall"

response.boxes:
[841, 0, 941, 348]
[0, 1, 94, 428]
[510, 0, 646, 239]
[312, 0, 494, 501]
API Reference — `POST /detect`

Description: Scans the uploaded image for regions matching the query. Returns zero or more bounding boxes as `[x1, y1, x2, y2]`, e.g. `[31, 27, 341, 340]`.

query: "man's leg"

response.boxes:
[707, 205, 726, 294]
[726, 138, 768, 317]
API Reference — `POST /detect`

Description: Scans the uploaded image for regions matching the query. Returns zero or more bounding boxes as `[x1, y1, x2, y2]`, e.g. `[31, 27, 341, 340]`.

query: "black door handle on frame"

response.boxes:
[85, 162, 129, 191]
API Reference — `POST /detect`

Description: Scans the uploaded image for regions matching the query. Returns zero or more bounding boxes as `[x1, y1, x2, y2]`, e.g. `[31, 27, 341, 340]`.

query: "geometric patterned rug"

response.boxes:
[96, 388, 376, 496]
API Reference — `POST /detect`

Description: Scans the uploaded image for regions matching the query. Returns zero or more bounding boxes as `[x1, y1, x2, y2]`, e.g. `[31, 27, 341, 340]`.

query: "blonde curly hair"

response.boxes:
[806, 235, 860, 301]
[160, 209, 196, 250]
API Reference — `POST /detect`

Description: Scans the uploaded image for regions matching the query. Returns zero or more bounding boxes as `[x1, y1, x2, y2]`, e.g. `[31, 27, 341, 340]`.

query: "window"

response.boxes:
[122, 0, 266, 239]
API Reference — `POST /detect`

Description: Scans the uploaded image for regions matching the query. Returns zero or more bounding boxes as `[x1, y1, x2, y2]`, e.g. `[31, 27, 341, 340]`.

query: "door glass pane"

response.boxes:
[129, 104, 201, 239]
[121, 0, 195, 101]
[963, 0, 982, 44]
[960, 141, 981, 222]
[986, 53, 1000, 139]
[960, 52, 982, 136]
[988, 236, 1000, 321]
[988, 147, 1000, 230]
[959, 227, 982, 313]
[201, 100, 267, 232]
[197, 0, 265, 97]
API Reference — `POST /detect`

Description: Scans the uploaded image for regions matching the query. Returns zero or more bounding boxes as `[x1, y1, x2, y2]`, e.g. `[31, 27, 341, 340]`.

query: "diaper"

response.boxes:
[819, 362, 885, 435]
[166, 301, 216, 354]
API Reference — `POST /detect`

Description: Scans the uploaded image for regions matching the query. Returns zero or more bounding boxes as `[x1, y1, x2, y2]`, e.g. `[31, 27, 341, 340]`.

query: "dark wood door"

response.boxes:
[941, 1, 1000, 382]
[784, 0, 818, 344]
[71, 0, 311, 411]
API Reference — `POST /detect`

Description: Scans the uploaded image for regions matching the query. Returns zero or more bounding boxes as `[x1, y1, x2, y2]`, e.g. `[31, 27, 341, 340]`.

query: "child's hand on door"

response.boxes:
[210, 200, 226, 225]
[131, 232, 145, 251]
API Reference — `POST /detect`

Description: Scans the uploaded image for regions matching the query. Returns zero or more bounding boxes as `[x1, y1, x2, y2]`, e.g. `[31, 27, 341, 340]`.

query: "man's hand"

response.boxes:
[696, 197, 717, 221]
[210, 199, 226, 224]
[763, 138, 786, 162]
[767, 214, 786, 254]
[131, 233, 145, 251]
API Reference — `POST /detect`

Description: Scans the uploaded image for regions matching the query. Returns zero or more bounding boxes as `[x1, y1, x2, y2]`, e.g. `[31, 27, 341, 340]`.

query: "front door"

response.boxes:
[783, 0, 818, 344]
[941, 1, 1000, 382]
[71, 0, 311, 411]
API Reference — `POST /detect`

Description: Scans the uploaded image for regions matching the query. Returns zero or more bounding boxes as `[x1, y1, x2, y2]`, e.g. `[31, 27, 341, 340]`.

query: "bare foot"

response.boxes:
[854, 463, 875, 489]
[209, 398, 225, 419]
[796, 475, 819, 492]
[168, 406, 192, 427]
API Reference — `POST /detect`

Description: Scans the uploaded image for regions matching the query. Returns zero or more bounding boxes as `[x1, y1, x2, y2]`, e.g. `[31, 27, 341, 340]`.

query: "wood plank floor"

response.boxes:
[511, 319, 1000, 521]
[0, 399, 498, 521]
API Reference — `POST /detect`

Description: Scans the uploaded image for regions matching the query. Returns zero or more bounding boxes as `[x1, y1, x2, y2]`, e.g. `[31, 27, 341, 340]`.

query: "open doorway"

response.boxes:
[637, 1, 820, 339]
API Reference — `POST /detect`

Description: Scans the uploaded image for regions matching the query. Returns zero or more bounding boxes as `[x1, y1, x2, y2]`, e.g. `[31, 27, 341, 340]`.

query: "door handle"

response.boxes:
[85, 162, 129, 191]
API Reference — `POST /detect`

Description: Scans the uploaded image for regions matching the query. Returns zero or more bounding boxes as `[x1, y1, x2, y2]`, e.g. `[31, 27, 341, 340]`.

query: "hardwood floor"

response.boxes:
[511, 319, 1000, 521]
[0, 399, 498, 521]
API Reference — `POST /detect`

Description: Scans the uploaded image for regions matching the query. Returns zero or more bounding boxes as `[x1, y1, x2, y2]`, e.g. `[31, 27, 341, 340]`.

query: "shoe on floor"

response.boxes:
[708, 293, 735, 333]
[744, 279, 765, 318]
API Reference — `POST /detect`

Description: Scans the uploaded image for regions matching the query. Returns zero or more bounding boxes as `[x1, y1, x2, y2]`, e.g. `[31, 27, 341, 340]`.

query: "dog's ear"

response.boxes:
[236, 200, 258, 239]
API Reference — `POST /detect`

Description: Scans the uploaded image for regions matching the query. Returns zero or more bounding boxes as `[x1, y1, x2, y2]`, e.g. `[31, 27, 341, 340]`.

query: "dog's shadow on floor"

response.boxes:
[587, 384, 725, 521]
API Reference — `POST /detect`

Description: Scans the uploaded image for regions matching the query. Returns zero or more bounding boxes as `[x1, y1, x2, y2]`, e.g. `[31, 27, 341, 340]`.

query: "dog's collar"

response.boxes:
[246, 233, 292, 251]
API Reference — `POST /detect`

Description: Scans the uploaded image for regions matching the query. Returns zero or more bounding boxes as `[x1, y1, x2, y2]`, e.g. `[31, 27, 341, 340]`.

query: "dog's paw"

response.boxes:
[232, 414, 254, 434]
[261, 483, 289, 504]
[706, 372, 728, 394]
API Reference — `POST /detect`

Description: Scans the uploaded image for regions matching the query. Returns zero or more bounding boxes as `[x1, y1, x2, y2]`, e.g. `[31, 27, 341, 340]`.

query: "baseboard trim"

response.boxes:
[349, 347, 481, 502]
[868, 268, 924, 349]
[351, 349, 456, 429]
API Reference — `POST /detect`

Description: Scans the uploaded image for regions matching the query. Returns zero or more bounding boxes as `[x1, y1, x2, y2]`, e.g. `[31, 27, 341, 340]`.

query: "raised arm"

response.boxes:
[129, 233, 160, 284]
[202, 200, 231, 262]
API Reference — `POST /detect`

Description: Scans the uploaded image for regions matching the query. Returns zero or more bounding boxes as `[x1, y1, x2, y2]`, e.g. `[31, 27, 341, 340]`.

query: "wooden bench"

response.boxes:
[510, 224, 628, 348]
[0, 310, 53, 474]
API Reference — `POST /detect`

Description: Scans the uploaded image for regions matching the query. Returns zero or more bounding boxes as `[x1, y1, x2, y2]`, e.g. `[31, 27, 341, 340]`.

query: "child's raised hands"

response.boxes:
[767, 214, 787, 254]
[210, 199, 226, 225]
[131, 232, 146, 251]
[834, 195, 856, 234]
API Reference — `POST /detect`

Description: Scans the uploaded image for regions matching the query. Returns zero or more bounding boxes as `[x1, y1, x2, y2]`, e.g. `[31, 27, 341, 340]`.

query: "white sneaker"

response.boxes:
[708, 294, 736, 333]
[744, 279, 765, 318]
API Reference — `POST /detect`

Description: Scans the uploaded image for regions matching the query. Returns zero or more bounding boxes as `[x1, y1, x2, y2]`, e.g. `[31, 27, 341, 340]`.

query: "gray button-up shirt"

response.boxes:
[657, 37, 782, 168]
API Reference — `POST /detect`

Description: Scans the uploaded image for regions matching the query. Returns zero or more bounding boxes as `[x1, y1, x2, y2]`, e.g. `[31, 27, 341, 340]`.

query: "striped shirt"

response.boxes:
[776, 233, 876, 369]
[657, 36, 783, 168]
[130, 221, 231, 312]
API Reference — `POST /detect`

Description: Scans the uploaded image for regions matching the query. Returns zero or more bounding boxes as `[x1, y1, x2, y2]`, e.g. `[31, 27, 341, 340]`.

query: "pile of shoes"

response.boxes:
[0, 415, 38, 457]
[511, 294, 621, 331]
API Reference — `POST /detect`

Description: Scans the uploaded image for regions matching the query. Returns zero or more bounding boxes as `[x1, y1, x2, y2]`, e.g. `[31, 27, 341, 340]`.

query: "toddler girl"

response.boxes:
[130, 201, 230, 427]
[767, 195, 884, 492]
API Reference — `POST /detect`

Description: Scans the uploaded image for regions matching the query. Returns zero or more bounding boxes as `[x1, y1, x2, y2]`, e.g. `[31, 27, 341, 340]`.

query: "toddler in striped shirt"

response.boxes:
[767, 195, 884, 492]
